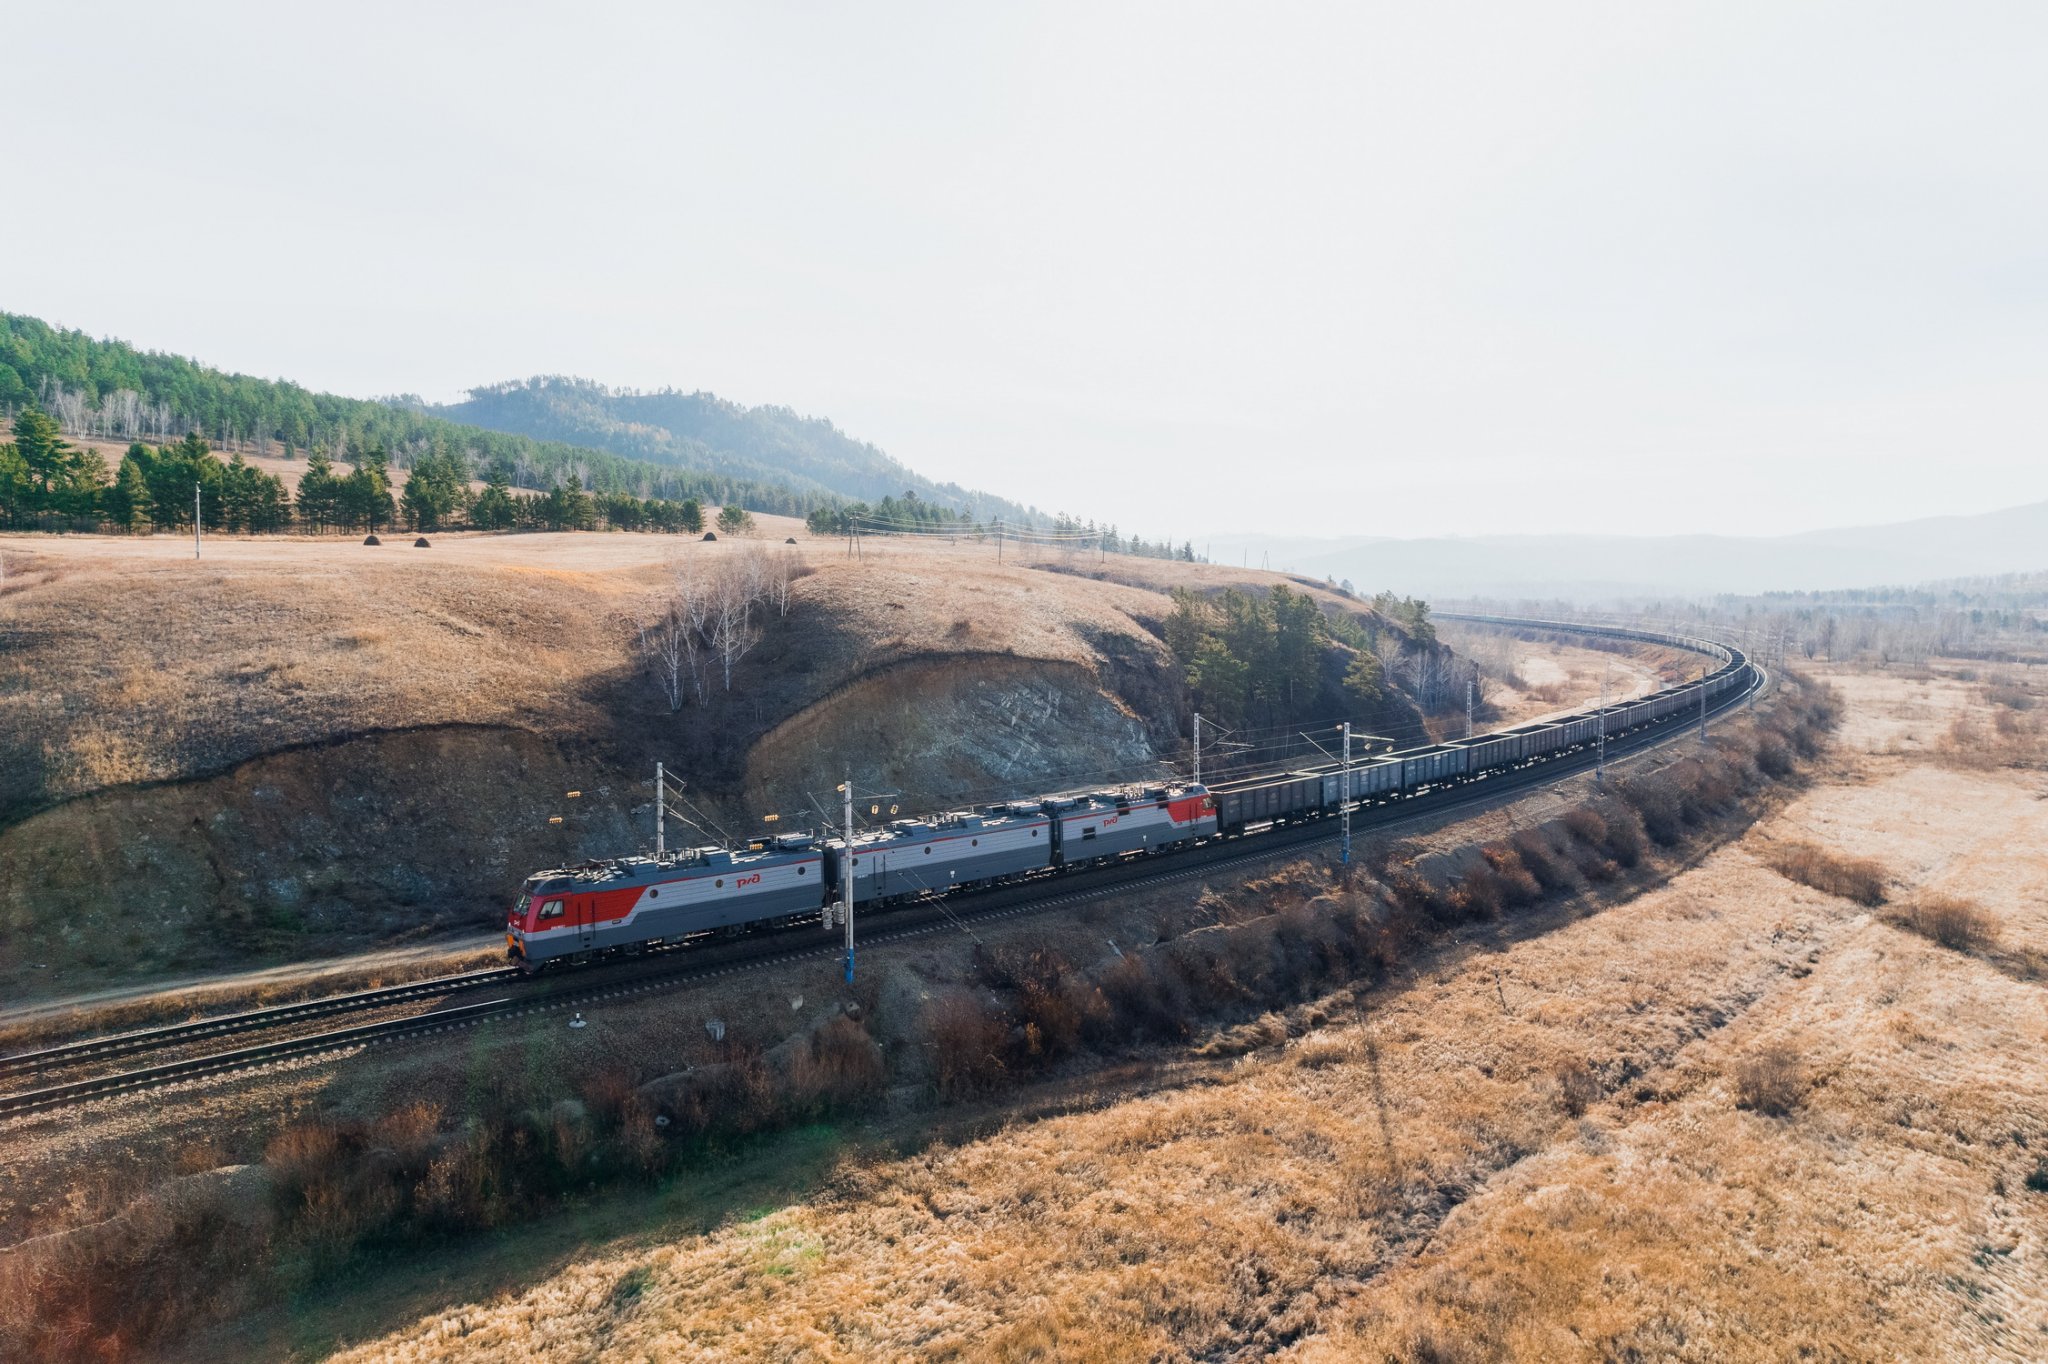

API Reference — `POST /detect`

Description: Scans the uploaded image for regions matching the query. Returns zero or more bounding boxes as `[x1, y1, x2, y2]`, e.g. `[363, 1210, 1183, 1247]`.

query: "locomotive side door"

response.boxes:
[578, 897, 596, 952]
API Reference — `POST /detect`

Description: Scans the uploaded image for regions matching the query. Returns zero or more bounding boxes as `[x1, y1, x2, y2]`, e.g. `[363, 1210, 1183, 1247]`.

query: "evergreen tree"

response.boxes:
[1342, 651, 1386, 709]
[0, 441, 30, 523]
[106, 448, 153, 531]
[678, 498, 704, 534]
[8, 405, 104, 517]
[297, 448, 339, 530]
[543, 474, 594, 530]
[471, 464, 519, 530]
[400, 446, 468, 531]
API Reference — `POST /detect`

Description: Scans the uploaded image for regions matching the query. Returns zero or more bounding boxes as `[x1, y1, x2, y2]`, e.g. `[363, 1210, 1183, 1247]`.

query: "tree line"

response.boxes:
[0, 312, 830, 518]
[803, 492, 1204, 564]
[0, 404, 720, 535]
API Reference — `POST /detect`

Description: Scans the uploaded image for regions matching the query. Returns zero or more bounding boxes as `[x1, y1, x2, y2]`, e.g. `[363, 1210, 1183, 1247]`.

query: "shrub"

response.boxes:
[1509, 829, 1575, 893]
[786, 1014, 887, 1114]
[1904, 894, 1995, 953]
[1481, 846, 1543, 908]
[1763, 841, 1888, 907]
[1734, 1044, 1805, 1116]
[1556, 1059, 1602, 1117]
[2026, 1159, 2048, 1194]
[1620, 773, 1685, 846]
[921, 992, 1010, 1097]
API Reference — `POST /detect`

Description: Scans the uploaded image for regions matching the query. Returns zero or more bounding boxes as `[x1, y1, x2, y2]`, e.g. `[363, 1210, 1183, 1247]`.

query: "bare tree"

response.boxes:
[638, 609, 691, 712]
[710, 562, 759, 691]
[772, 545, 803, 617]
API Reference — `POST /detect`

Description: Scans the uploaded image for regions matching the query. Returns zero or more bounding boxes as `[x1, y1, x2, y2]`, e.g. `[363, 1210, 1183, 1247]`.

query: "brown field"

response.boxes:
[243, 662, 2043, 1364]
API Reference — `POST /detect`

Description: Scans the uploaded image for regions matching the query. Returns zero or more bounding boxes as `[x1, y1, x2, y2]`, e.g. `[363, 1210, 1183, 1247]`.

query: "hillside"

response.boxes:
[429, 378, 1040, 522]
[0, 527, 1472, 1004]
[0, 313, 824, 515]
[1212, 498, 2048, 601]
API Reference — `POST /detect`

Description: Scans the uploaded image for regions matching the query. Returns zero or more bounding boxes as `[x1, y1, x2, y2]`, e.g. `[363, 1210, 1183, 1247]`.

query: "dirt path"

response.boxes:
[320, 664, 2048, 1363]
[0, 935, 500, 1028]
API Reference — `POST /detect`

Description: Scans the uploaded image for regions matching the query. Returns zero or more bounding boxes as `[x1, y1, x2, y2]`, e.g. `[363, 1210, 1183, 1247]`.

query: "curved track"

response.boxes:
[0, 617, 1764, 1121]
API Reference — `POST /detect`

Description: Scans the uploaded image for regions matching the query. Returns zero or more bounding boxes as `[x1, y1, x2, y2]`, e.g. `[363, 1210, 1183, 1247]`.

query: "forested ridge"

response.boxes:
[0, 311, 1180, 546]
[0, 313, 839, 518]
[433, 377, 1043, 523]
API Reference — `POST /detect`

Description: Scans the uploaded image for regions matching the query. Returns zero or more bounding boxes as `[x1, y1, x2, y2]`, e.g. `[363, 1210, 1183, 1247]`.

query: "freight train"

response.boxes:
[506, 619, 1753, 971]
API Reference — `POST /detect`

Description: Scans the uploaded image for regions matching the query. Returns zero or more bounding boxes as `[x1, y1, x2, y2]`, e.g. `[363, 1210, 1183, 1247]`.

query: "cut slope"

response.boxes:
[0, 527, 1451, 1001]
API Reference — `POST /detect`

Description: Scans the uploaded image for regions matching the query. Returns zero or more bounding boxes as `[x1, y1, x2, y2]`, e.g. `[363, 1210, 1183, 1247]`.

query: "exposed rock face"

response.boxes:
[0, 726, 638, 991]
[743, 655, 1160, 818]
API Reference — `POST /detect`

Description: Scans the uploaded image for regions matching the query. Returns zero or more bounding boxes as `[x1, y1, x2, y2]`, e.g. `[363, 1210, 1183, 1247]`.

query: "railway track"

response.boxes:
[0, 622, 1765, 1122]
[0, 966, 524, 1085]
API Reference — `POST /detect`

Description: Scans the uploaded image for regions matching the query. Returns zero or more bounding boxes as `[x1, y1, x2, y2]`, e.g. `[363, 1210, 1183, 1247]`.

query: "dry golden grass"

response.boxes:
[305, 665, 2047, 1364]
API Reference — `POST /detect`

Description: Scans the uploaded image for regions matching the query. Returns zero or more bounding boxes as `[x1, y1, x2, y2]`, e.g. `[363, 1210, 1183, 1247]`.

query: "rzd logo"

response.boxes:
[735, 873, 762, 888]
[1099, 815, 1119, 827]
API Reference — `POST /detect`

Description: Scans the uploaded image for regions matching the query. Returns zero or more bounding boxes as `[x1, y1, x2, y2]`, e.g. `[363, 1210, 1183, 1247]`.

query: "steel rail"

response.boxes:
[0, 631, 1763, 1122]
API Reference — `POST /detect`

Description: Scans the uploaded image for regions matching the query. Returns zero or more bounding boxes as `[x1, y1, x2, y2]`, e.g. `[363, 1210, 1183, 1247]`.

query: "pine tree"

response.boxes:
[471, 464, 518, 530]
[106, 451, 152, 531]
[298, 448, 337, 530]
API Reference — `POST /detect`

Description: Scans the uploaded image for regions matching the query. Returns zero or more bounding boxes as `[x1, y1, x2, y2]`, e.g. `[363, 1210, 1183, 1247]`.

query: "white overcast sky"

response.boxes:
[8, 2, 2045, 540]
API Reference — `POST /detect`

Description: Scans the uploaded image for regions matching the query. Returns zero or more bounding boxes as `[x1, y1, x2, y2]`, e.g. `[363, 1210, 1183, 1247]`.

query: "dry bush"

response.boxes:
[1755, 730, 1795, 778]
[1508, 828, 1576, 893]
[786, 1014, 887, 1114]
[1448, 865, 1506, 919]
[1902, 893, 1996, 953]
[1480, 845, 1543, 908]
[1734, 1043, 1805, 1116]
[1586, 800, 1647, 867]
[1619, 773, 1686, 846]
[1763, 840, 1889, 907]
[922, 992, 1011, 1097]
[1555, 1059, 1602, 1118]
[0, 1174, 271, 1363]
[577, 1065, 641, 1126]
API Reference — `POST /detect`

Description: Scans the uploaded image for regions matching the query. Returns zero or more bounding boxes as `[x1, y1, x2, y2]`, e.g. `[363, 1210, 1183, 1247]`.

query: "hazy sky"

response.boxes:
[9, 2, 2044, 541]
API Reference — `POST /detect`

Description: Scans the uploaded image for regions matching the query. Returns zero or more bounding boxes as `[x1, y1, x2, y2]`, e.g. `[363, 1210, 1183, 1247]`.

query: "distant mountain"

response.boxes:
[1209, 499, 2048, 602]
[427, 377, 1039, 523]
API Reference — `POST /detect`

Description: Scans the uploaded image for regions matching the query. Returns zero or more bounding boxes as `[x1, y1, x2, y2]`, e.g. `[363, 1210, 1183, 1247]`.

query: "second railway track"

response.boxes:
[0, 620, 1767, 1122]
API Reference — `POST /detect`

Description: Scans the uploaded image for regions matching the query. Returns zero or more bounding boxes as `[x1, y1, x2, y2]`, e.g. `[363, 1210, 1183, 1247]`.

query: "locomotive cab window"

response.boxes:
[539, 899, 565, 920]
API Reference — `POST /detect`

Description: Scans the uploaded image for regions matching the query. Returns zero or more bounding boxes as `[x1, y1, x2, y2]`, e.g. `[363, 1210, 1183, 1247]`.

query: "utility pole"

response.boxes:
[1192, 712, 1202, 786]
[193, 482, 201, 559]
[1340, 721, 1352, 869]
[1466, 673, 1475, 739]
[1700, 675, 1709, 744]
[840, 769, 856, 985]
[654, 761, 665, 860]
[1596, 662, 1608, 787]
